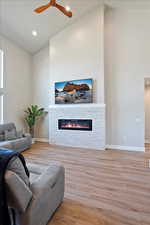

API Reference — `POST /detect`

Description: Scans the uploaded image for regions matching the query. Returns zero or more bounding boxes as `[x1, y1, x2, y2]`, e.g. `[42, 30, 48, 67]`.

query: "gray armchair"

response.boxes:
[0, 123, 32, 153]
[5, 156, 65, 225]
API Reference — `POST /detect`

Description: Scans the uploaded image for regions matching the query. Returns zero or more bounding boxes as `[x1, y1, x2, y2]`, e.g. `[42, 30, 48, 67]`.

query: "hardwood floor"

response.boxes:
[23, 142, 150, 225]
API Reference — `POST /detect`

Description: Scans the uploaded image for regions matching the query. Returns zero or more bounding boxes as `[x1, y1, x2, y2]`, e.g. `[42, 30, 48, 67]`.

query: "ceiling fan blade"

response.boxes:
[55, 3, 72, 18]
[34, 2, 52, 14]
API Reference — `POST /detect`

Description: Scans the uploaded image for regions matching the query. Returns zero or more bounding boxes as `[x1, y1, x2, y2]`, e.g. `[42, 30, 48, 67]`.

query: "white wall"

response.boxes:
[32, 46, 49, 139]
[32, 7, 105, 140]
[145, 83, 150, 143]
[50, 7, 104, 105]
[0, 35, 32, 130]
[105, 8, 150, 149]
[32, 6, 150, 150]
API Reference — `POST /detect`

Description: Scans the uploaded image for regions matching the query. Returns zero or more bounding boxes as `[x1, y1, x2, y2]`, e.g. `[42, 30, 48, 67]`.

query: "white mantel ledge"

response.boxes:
[49, 103, 105, 109]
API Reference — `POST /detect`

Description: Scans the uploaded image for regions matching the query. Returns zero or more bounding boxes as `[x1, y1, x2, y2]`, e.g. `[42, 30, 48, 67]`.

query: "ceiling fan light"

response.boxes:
[65, 6, 71, 12]
[32, 30, 37, 37]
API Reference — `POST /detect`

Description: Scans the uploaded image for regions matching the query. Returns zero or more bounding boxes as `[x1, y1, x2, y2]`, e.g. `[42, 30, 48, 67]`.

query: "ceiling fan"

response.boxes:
[34, 0, 73, 18]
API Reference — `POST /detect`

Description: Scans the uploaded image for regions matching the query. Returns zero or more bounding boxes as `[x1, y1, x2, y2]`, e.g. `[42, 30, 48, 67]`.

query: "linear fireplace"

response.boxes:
[58, 119, 92, 131]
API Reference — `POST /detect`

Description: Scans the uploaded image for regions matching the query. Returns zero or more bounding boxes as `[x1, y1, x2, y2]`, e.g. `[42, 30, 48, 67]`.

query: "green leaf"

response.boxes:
[24, 105, 45, 128]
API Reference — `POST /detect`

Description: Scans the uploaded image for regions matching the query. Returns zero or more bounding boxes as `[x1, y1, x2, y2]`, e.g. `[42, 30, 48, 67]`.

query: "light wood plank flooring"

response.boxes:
[23, 142, 150, 225]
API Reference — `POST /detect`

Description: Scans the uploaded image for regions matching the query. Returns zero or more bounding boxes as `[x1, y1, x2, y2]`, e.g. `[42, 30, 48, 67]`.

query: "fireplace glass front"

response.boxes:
[58, 119, 92, 131]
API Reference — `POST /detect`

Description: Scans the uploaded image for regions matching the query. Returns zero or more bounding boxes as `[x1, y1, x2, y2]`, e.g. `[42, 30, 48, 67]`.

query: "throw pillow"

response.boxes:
[5, 129, 17, 141]
[16, 130, 23, 139]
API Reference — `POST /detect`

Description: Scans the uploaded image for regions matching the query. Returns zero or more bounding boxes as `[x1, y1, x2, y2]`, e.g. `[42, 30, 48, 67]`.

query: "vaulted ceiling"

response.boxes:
[0, 0, 150, 54]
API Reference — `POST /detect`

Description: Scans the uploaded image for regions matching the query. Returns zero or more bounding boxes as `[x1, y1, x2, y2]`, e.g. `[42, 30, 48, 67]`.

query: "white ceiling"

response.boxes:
[0, 0, 101, 54]
[0, 0, 150, 54]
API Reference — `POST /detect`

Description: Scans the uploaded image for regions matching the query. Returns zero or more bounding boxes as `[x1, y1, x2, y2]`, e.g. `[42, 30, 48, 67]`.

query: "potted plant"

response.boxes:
[24, 105, 45, 138]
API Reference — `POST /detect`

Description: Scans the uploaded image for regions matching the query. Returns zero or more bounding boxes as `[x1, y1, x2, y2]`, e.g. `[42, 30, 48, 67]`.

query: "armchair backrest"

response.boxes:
[0, 123, 16, 135]
[7, 156, 30, 186]
[0, 123, 16, 141]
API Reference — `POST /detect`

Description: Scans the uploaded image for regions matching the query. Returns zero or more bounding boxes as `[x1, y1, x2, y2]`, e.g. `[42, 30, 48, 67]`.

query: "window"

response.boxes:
[0, 50, 4, 124]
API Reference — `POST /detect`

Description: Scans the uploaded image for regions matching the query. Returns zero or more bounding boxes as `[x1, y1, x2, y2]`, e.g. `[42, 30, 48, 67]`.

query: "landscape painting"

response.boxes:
[55, 78, 93, 104]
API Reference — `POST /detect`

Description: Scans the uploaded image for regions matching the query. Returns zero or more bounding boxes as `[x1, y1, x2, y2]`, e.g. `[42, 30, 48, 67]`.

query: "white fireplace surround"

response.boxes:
[49, 104, 105, 150]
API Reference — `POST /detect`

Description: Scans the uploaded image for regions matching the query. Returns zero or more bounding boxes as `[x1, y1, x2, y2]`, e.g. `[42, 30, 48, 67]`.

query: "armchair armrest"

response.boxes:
[23, 133, 31, 138]
[23, 133, 32, 146]
[31, 163, 65, 195]
[5, 170, 33, 213]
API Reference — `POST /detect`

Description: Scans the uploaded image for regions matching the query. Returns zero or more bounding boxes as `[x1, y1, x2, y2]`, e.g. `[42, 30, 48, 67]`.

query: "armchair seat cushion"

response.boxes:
[30, 162, 64, 188]
[27, 163, 48, 183]
[27, 163, 48, 175]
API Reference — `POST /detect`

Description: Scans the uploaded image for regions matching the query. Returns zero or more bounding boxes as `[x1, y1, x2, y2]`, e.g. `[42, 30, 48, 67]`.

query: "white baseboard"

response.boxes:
[35, 138, 49, 143]
[33, 140, 145, 151]
[106, 145, 145, 152]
